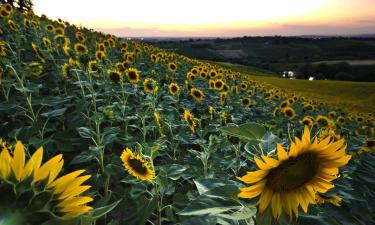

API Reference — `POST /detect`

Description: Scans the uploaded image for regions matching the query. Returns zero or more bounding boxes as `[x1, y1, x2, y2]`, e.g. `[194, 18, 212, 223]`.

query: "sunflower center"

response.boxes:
[266, 153, 319, 192]
[128, 71, 137, 79]
[285, 110, 294, 117]
[171, 85, 177, 92]
[193, 91, 201, 98]
[128, 158, 148, 175]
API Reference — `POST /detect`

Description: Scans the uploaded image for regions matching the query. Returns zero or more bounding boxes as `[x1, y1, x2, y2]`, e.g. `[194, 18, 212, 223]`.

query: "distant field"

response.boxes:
[311, 59, 375, 66]
[225, 63, 375, 113]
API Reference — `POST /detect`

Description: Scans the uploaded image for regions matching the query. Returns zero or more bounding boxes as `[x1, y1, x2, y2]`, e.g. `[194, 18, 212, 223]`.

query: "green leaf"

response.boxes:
[80, 200, 121, 225]
[77, 127, 95, 139]
[220, 123, 267, 141]
[178, 185, 240, 216]
[165, 164, 188, 180]
[41, 108, 67, 118]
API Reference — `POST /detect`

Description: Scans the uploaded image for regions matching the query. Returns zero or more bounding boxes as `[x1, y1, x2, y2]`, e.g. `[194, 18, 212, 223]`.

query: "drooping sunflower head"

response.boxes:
[190, 87, 205, 102]
[126, 68, 140, 84]
[237, 126, 351, 220]
[42, 37, 52, 50]
[120, 148, 154, 181]
[283, 107, 296, 120]
[75, 32, 86, 43]
[8, 19, 19, 32]
[220, 92, 227, 105]
[62, 63, 73, 79]
[241, 98, 252, 107]
[28, 62, 44, 77]
[328, 111, 337, 119]
[143, 78, 158, 94]
[0, 141, 93, 221]
[315, 115, 335, 129]
[169, 82, 180, 96]
[336, 116, 345, 125]
[280, 101, 289, 109]
[183, 109, 197, 133]
[107, 70, 122, 84]
[54, 27, 65, 35]
[74, 43, 88, 55]
[209, 106, 215, 120]
[0, 41, 6, 57]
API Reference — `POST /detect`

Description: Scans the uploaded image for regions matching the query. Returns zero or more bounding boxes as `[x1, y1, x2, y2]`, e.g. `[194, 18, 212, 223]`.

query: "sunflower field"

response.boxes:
[0, 3, 375, 225]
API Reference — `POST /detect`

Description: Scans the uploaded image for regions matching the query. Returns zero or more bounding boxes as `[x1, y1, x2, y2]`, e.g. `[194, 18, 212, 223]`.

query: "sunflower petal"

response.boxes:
[11, 141, 26, 181]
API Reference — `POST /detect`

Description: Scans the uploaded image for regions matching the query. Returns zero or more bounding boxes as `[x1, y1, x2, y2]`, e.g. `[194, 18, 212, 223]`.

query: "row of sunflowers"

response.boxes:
[0, 3, 374, 225]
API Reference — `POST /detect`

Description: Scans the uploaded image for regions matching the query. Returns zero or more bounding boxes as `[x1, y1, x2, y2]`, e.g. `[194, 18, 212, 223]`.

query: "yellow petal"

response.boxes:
[34, 154, 63, 183]
[59, 175, 91, 199]
[57, 196, 93, 208]
[62, 206, 92, 218]
[11, 141, 26, 181]
[47, 159, 64, 185]
[257, 188, 273, 213]
[22, 147, 43, 180]
[276, 144, 288, 161]
[261, 155, 280, 168]
[271, 193, 282, 219]
[301, 126, 311, 145]
[237, 170, 269, 184]
[254, 157, 271, 170]
[238, 180, 266, 199]
[49, 170, 85, 194]
[0, 148, 12, 178]
[58, 185, 91, 200]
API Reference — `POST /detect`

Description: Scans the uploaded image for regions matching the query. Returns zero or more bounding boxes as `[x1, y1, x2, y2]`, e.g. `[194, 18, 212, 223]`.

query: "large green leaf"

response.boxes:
[219, 123, 267, 141]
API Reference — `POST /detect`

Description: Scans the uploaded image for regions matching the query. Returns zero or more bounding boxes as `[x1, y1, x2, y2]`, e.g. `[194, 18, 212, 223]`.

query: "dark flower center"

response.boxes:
[171, 85, 177, 92]
[128, 71, 137, 80]
[128, 158, 148, 175]
[266, 153, 319, 192]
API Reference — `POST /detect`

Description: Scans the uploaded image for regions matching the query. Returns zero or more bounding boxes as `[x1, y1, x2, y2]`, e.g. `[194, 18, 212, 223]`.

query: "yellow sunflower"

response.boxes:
[126, 68, 140, 84]
[242, 98, 252, 107]
[120, 148, 154, 181]
[190, 87, 205, 102]
[95, 50, 106, 61]
[183, 109, 197, 133]
[169, 82, 180, 96]
[300, 116, 314, 127]
[209, 106, 215, 120]
[0, 41, 6, 57]
[0, 140, 92, 220]
[220, 92, 227, 105]
[8, 19, 19, 32]
[214, 79, 225, 91]
[237, 126, 351, 219]
[143, 78, 158, 94]
[168, 62, 177, 72]
[283, 107, 296, 120]
[107, 70, 122, 84]
[74, 43, 88, 55]
[55, 27, 65, 35]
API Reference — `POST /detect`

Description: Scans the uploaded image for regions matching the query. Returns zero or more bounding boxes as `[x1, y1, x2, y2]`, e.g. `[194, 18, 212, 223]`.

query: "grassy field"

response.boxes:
[223, 63, 375, 113]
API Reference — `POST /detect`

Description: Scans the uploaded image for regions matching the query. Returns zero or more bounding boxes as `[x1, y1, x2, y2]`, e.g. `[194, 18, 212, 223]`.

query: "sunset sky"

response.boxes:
[33, 0, 375, 37]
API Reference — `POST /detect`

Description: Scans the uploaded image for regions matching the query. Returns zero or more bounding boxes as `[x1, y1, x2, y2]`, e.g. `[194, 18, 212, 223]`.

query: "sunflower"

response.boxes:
[237, 126, 351, 219]
[280, 101, 289, 109]
[46, 24, 55, 32]
[73, 43, 88, 55]
[214, 79, 225, 91]
[168, 62, 177, 72]
[55, 27, 65, 35]
[0, 6, 10, 19]
[209, 80, 215, 89]
[23, 18, 31, 28]
[0, 41, 6, 57]
[242, 98, 252, 107]
[75, 32, 86, 43]
[169, 82, 180, 96]
[209, 106, 215, 120]
[272, 107, 280, 117]
[303, 104, 314, 111]
[28, 62, 44, 77]
[42, 37, 52, 51]
[143, 78, 158, 94]
[220, 92, 227, 105]
[315, 115, 335, 129]
[221, 112, 230, 125]
[328, 111, 337, 119]
[95, 50, 106, 61]
[336, 116, 345, 125]
[200, 71, 208, 79]
[62, 63, 73, 79]
[31, 42, 45, 63]
[209, 70, 217, 78]
[319, 128, 341, 142]
[190, 87, 204, 102]
[187, 72, 196, 81]
[283, 107, 296, 120]
[183, 109, 197, 132]
[120, 148, 154, 181]
[300, 116, 314, 127]
[0, 140, 93, 220]
[88, 60, 100, 74]
[126, 68, 140, 84]
[107, 70, 122, 84]
[8, 20, 19, 32]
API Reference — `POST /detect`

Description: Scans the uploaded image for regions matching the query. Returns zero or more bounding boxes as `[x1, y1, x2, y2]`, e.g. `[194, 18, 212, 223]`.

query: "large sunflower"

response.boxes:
[237, 126, 351, 219]
[143, 78, 158, 94]
[183, 109, 197, 133]
[120, 148, 154, 181]
[0, 140, 92, 221]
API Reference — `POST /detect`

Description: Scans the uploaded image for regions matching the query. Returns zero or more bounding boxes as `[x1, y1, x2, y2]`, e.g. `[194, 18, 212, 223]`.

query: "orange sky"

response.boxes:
[33, 0, 375, 37]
